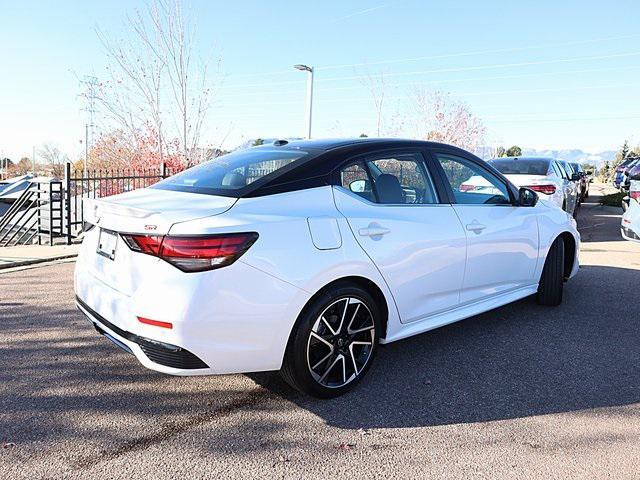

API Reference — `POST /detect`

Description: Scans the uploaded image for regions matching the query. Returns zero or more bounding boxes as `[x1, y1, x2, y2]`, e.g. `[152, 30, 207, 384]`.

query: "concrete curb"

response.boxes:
[0, 254, 78, 271]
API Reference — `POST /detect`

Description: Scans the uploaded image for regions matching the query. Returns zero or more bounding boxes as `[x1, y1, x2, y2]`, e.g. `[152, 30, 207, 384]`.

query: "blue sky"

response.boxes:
[1, 0, 639, 161]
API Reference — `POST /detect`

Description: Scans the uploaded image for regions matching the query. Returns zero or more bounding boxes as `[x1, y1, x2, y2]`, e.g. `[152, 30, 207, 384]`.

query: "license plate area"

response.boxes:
[97, 228, 118, 260]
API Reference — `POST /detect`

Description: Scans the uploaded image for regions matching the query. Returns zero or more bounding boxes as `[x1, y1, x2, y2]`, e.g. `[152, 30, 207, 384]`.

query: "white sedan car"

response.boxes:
[75, 139, 580, 398]
[622, 179, 640, 242]
[488, 157, 580, 216]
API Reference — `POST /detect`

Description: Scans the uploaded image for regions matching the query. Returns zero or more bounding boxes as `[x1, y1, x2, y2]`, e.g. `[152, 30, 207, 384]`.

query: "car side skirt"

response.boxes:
[381, 284, 538, 344]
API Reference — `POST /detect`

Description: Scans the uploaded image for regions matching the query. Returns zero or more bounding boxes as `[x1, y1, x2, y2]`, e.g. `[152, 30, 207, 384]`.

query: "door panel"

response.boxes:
[334, 188, 467, 323]
[452, 205, 539, 303]
[432, 151, 539, 304]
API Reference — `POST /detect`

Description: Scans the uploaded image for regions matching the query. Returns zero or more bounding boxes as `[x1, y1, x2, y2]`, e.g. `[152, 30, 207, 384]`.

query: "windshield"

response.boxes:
[152, 148, 309, 196]
[489, 158, 550, 176]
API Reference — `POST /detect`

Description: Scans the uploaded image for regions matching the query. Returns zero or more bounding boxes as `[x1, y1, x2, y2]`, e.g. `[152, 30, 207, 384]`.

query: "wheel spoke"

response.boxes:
[348, 344, 359, 375]
[336, 298, 350, 335]
[319, 354, 343, 384]
[320, 316, 338, 336]
[310, 331, 333, 349]
[348, 324, 374, 335]
[345, 303, 361, 333]
[311, 350, 333, 371]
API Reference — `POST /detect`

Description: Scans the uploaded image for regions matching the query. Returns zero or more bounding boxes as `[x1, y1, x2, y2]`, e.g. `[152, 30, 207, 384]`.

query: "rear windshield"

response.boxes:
[152, 148, 309, 196]
[489, 158, 550, 176]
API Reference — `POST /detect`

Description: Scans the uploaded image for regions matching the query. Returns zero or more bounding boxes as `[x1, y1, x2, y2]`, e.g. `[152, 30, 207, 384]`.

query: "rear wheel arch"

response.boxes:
[545, 231, 576, 280]
[290, 276, 390, 344]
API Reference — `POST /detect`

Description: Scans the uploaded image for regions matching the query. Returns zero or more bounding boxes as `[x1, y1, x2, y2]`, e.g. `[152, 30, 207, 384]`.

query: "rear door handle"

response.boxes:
[465, 222, 486, 233]
[359, 223, 391, 237]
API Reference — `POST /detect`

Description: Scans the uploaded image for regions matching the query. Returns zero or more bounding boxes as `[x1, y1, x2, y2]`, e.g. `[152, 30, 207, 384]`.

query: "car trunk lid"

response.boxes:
[83, 188, 237, 235]
[502, 174, 550, 187]
[82, 189, 237, 296]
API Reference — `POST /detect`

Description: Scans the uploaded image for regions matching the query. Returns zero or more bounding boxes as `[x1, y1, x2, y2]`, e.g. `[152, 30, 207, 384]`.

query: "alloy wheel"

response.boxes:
[306, 297, 375, 389]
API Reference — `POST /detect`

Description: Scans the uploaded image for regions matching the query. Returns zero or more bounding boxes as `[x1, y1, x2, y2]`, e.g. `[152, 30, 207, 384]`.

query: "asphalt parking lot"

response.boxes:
[1, 183, 639, 479]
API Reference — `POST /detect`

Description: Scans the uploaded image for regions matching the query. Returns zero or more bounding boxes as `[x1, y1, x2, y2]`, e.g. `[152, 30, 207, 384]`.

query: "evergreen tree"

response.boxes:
[505, 145, 522, 157]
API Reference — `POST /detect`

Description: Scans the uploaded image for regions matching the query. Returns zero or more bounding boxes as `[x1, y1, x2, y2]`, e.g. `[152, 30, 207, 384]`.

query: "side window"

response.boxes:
[366, 154, 438, 204]
[340, 162, 375, 202]
[435, 153, 511, 205]
[339, 153, 438, 204]
[551, 161, 563, 178]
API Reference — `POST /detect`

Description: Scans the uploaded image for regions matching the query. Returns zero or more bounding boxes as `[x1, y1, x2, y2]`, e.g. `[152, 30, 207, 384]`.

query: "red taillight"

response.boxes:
[526, 184, 556, 195]
[137, 316, 173, 329]
[459, 184, 477, 192]
[121, 233, 258, 272]
[122, 235, 163, 255]
[631, 191, 640, 200]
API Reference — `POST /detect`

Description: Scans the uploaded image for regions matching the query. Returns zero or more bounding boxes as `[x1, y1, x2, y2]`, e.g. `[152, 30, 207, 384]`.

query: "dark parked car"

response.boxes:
[621, 158, 640, 192]
[614, 157, 638, 189]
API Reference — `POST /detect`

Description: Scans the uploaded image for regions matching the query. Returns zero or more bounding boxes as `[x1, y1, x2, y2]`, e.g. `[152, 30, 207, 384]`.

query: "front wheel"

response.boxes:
[537, 238, 565, 306]
[280, 284, 380, 398]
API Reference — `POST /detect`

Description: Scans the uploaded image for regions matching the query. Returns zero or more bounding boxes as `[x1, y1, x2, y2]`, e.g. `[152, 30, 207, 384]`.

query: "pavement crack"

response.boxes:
[71, 387, 273, 471]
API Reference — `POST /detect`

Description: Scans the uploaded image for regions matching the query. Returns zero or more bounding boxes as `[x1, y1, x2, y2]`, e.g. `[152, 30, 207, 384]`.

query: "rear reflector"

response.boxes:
[121, 232, 258, 272]
[525, 184, 556, 195]
[137, 316, 173, 329]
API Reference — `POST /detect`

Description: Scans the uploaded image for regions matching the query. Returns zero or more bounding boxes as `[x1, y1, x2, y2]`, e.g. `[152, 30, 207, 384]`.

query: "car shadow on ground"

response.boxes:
[250, 264, 640, 429]
[1, 264, 638, 456]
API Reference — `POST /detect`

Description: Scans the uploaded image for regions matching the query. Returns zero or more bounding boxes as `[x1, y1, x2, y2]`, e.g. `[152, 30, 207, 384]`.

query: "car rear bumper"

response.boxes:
[74, 246, 311, 376]
[621, 226, 640, 243]
[77, 297, 210, 370]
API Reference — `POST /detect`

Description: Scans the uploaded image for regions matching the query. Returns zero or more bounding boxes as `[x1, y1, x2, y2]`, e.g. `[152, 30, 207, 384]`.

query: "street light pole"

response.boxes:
[84, 123, 89, 178]
[294, 64, 314, 139]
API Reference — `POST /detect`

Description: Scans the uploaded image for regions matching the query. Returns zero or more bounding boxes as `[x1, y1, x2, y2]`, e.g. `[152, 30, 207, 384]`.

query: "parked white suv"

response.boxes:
[488, 157, 579, 216]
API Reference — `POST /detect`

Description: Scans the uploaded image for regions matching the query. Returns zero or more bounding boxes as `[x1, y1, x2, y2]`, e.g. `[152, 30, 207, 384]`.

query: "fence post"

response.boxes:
[37, 182, 42, 246]
[161, 162, 167, 179]
[64, 162, 72, 245]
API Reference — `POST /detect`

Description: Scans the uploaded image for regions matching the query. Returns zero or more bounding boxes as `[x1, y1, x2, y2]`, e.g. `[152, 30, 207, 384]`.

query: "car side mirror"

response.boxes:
[349, 179, 368, 193]
[518, 187, 538, 207]
[571, 173, 581, 181]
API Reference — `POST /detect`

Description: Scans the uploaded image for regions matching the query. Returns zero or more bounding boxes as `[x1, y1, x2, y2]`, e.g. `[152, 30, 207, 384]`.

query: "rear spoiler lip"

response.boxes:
[84, 197, 159, 220]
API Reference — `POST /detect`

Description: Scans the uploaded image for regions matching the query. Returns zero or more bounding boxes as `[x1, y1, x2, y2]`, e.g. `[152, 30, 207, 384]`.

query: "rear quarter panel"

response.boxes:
[169, 186, 402, 340]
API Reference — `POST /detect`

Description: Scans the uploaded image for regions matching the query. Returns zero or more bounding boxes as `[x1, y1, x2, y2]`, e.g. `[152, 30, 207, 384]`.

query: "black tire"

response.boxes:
[537, 238, 565, 306]
[280, 283, 381, 398]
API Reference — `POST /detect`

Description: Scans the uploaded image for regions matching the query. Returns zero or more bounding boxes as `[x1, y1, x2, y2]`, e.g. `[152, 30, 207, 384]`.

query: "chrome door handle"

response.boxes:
[359, 223, 391, 237]
[466, 222, 486, 233]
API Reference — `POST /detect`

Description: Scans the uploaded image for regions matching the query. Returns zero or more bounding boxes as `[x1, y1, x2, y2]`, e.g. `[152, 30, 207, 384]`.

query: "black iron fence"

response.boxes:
[0, 163, 178, 247]
[63, 162, 174, 243]
[0, 180, 64, 247]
